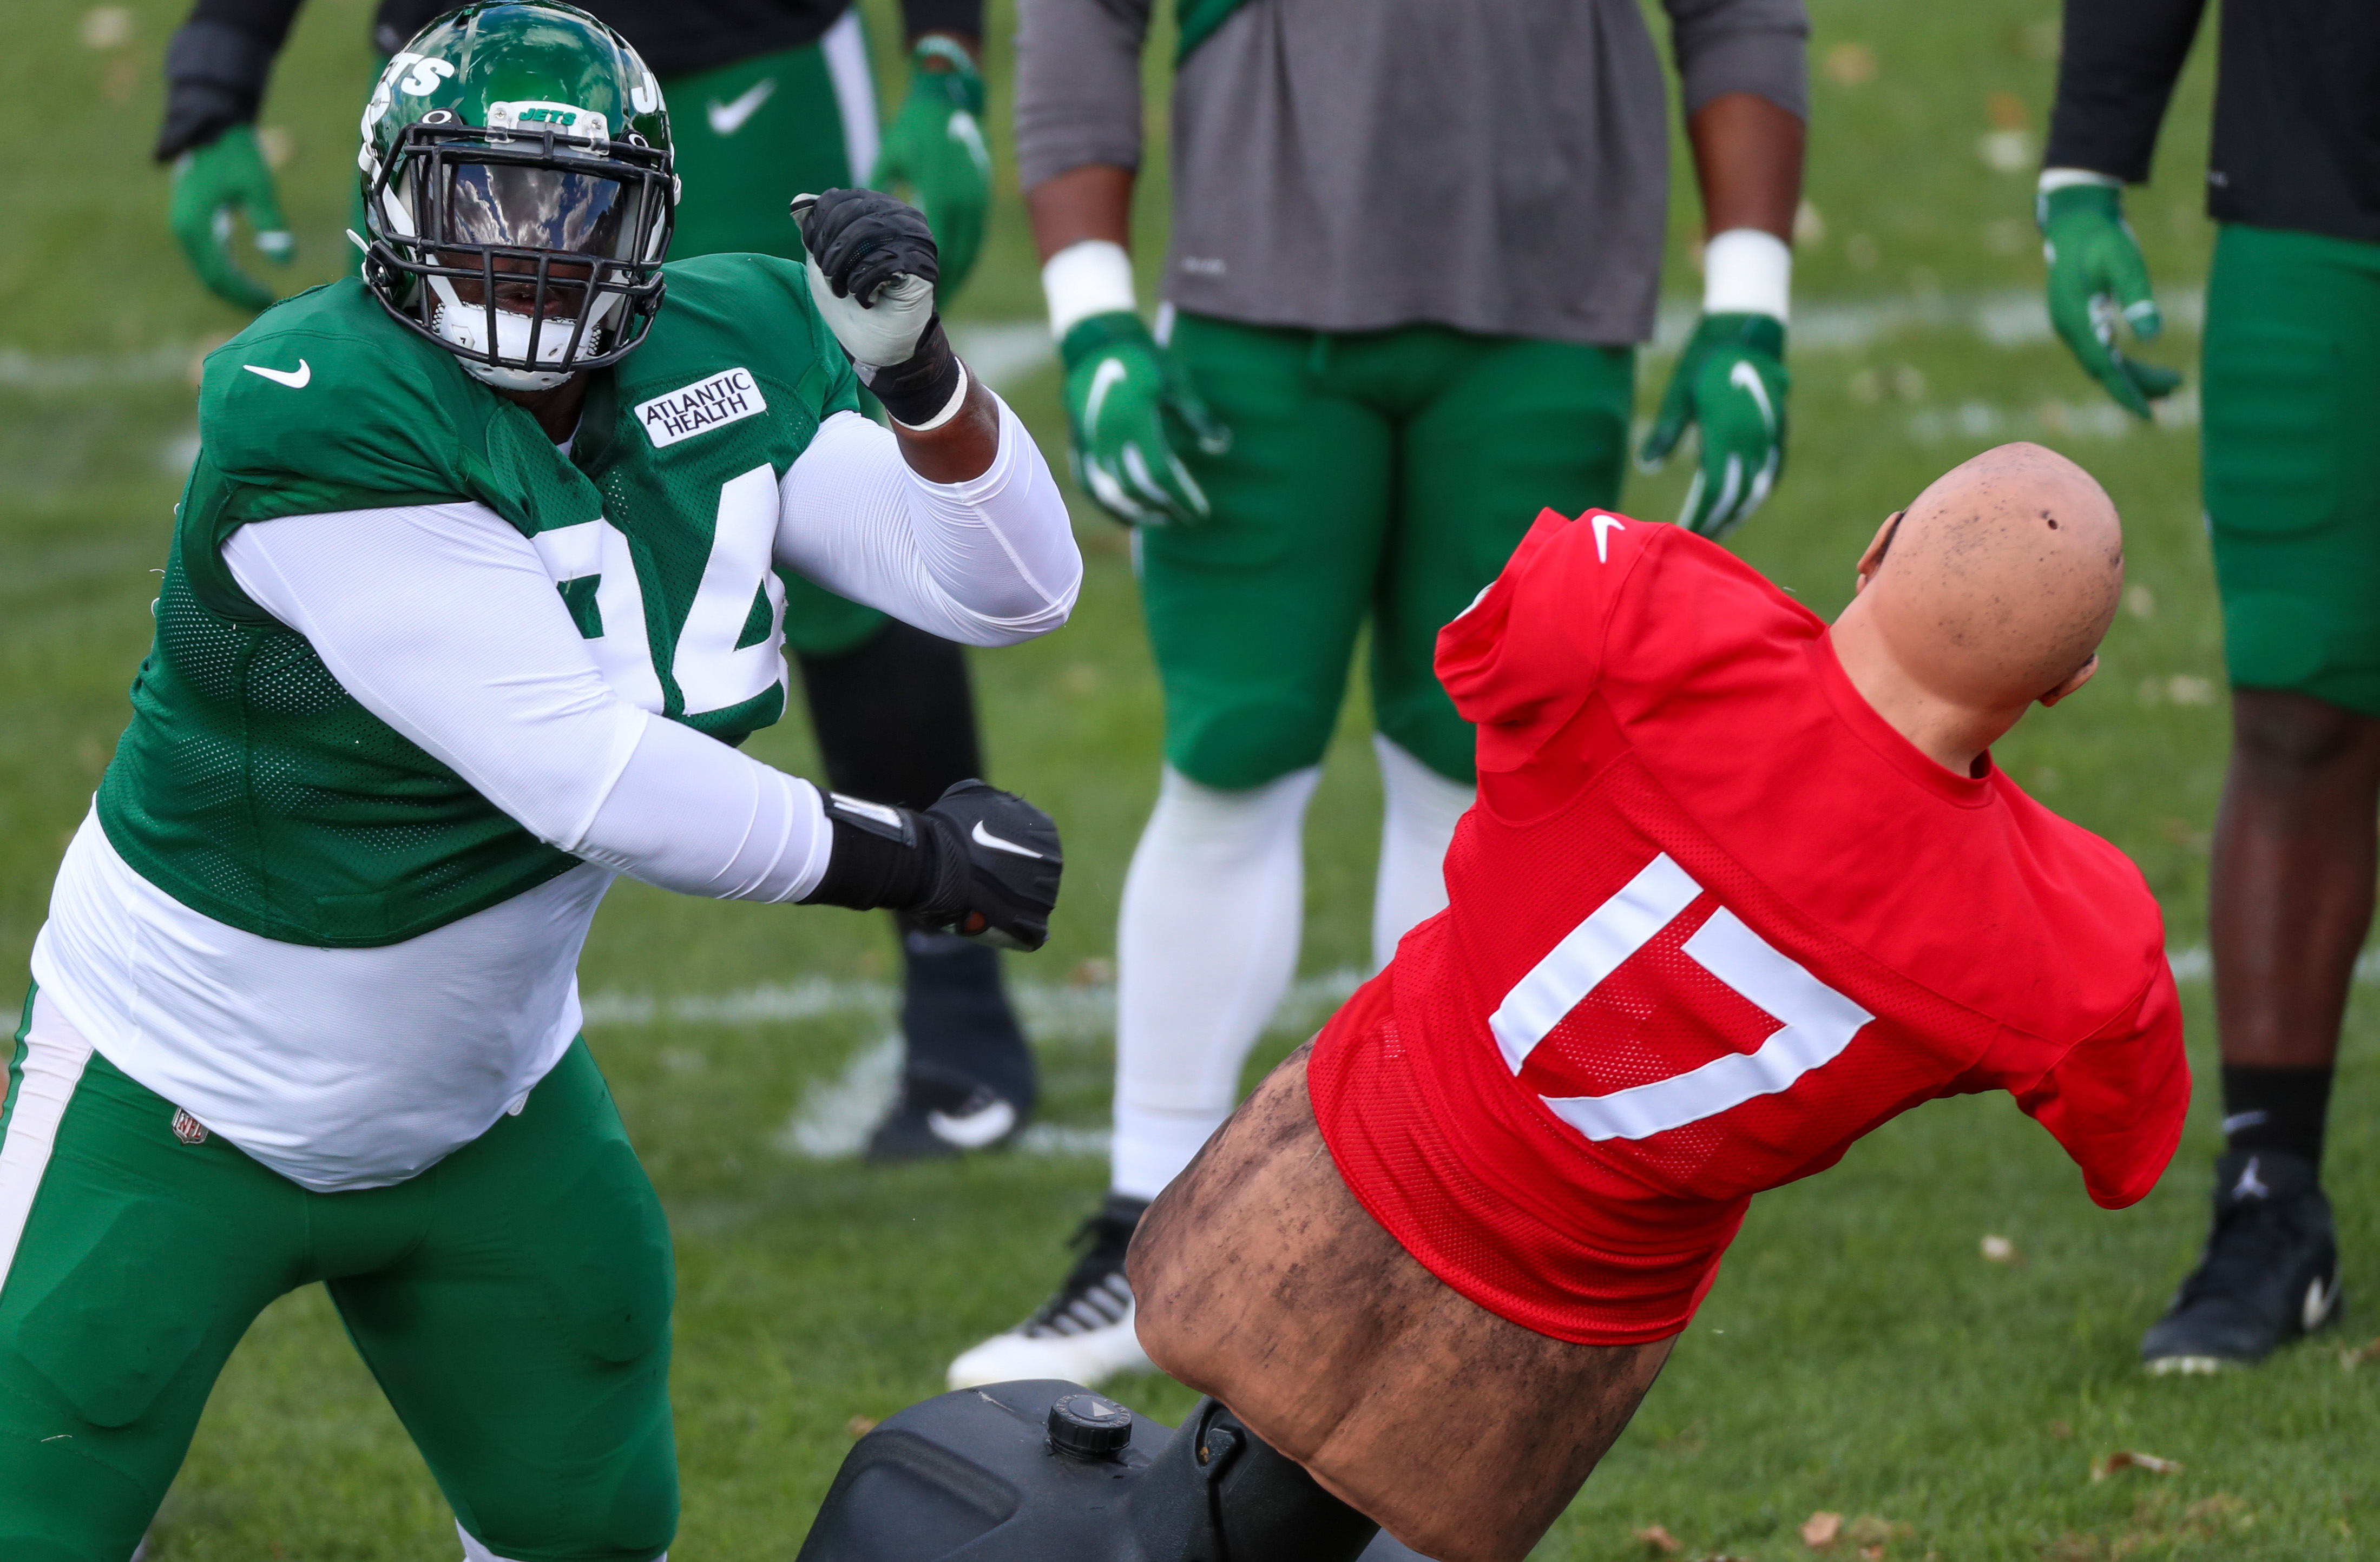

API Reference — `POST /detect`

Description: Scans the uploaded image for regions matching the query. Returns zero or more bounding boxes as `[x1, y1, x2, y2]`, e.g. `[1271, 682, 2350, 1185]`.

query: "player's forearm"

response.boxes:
[1028, 164, 1135, 263]
[2042, 0, 2211, 183]
[575, 714, 832, 902]
[1686, 92, 1805, 244]
[778, 404, 1081, 647]
[899, 0, 982, 54]
[157, 0, 306, 160]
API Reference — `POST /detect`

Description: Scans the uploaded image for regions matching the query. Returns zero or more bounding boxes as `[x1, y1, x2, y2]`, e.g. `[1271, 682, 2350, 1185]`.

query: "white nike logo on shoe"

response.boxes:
[2303, 1273, 2340, 1332]
[244, 360, 311, 388]
[971, 820, 1042, 858]
[706, 78, 777, 136]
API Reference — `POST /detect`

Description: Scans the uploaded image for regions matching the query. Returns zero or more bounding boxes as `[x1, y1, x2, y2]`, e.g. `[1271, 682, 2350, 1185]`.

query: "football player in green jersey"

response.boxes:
[161, 0, 1038, 1164]
[2, 8, 1077, 1558]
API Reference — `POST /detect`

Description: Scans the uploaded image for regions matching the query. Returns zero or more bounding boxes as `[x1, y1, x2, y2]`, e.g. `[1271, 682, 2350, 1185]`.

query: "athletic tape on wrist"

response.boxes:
[893, 363, 971, 432]
[1042, 239, 1137, 341]
[2037, 167, 2122, 195]
[1702, 228, 1792, 324]
[860, 315, 965, 426]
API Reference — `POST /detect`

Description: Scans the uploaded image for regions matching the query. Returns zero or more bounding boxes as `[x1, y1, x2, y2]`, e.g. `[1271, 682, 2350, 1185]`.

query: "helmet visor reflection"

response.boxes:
[433, 161, 631, 259]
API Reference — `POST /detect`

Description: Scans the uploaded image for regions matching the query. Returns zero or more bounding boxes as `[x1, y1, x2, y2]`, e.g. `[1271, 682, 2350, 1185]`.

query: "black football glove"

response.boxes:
[915, 780, 1062, 950]
[791, 186, 940, 303]
[800, 779, 1061, 952]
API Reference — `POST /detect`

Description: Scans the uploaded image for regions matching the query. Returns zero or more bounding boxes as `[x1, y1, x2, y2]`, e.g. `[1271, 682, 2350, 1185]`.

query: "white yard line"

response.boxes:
[0, 286, 2212, 403]
[617, 948, 2380, 1164]
[589, 970, 1366, 1162]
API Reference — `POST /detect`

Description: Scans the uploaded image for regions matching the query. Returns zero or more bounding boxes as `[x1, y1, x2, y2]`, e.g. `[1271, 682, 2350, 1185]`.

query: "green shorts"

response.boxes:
[1143, 314, 1633, 788]
[0, 996, 675, 1562]
[2204, 223, 2380, 716]
[665, 36, 891, 660]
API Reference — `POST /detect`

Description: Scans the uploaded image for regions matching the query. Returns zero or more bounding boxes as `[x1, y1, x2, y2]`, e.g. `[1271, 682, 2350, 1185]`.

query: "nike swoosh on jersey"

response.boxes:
[706, 78, 777, 137]
[971, 820, 1042, 859]
[244, 360, 311, 388]
[1592, 514, 1626, 562]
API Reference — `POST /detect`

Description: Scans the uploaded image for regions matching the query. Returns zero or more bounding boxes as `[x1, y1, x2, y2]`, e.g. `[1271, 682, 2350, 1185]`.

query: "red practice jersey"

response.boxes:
[1311, 510, 2189, 1346]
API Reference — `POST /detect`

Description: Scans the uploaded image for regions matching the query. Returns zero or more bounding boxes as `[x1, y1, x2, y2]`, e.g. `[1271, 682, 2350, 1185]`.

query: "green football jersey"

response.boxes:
[100, 254, 861, 947]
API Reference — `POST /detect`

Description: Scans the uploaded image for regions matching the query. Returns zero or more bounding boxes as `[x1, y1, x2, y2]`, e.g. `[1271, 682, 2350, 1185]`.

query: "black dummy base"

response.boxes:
[795, 1379, 1424, 1562]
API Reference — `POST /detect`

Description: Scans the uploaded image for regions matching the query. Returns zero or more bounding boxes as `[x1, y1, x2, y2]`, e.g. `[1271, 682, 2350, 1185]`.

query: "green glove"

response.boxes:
[169, 124, 293, 312]
[2038, 181, 2182, 418]
[1639, 312, 1789, 539]
[870, 38, 991, 300]
[1060, 312, 1230, 526]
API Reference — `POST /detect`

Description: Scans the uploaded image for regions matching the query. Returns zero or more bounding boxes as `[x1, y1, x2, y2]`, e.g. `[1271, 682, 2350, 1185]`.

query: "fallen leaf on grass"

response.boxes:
[844, 1414, 879, 1438]
[1980, 1234, 2020, 1263]
[1632, 1524, 1681, 1554]
[1860, 1548, 1884, 1560]
[1803, 1511, 1844, 1547]
[2338, 1337, 2380, 1370]
[2091, 1449, 2181, 1480]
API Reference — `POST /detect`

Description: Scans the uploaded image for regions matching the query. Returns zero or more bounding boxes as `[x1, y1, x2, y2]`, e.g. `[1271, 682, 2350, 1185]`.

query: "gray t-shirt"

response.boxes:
[1016, 0, 1807, 347]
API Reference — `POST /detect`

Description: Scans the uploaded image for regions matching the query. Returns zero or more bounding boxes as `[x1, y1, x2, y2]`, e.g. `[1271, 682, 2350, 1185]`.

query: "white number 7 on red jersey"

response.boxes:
[1490, 853, 1873, 1142]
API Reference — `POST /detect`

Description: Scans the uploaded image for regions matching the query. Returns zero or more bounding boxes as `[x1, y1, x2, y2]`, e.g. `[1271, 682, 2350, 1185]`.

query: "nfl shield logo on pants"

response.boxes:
[170, 1107, 208, 1146]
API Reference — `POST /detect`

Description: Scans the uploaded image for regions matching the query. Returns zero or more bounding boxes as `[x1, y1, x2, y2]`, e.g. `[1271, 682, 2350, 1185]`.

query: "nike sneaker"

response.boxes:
[866, 1067, 1025, 1163]
[946, 1195, 1153, 1389]
[2141, 1148, 2343, 1374]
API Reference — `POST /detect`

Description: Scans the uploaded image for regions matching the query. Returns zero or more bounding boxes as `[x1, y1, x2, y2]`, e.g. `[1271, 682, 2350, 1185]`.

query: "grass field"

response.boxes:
[5, 0, 2377, 1556]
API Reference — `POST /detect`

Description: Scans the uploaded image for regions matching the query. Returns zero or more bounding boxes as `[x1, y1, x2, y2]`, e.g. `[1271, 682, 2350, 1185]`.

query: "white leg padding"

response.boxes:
[1110, 764, 1319, 1200]
[0, 993, 95, 1297]
[458, 1522, 663, 1562]
[1370, 734, 1472, 972]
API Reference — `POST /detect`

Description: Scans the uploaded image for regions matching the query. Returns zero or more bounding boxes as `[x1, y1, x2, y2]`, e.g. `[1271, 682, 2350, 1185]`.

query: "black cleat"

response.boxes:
[2141, 1148, 2343, 1374]
[865, 1067, 1027, 1163]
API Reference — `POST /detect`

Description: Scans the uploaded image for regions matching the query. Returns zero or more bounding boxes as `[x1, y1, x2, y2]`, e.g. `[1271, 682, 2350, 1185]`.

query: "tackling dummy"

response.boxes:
[797, 444, 2189, 1562]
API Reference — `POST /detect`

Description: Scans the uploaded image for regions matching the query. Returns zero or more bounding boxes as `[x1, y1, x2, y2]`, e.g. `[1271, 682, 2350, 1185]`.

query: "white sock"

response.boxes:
[1109, 764, 1320, 1201]
[458, 1523, 662, 1562]
[1371, 734, 1473, 972]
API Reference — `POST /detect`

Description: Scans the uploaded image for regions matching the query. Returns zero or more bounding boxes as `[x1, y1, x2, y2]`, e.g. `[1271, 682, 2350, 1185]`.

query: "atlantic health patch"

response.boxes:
[636, 368, 768, 448]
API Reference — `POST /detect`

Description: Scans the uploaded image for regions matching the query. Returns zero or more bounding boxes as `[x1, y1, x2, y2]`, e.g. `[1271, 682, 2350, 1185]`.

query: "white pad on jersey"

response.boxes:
[1110, 764, 1319, 1201]
[1371, 734, 1474, 972]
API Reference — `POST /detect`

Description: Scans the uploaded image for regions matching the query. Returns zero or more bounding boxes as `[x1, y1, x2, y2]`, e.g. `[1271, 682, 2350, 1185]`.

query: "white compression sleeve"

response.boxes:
[459, 1521, 664, 1562]
[1109, 765, 1319, 1201]
[1371, 734, 1472, 972]
[225, 502, 830, 904]
[775, 400, 1081, 648]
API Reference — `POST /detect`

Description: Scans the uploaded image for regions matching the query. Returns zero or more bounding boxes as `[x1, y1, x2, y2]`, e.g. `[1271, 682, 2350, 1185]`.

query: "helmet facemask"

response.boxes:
[364, 111, 674, 391]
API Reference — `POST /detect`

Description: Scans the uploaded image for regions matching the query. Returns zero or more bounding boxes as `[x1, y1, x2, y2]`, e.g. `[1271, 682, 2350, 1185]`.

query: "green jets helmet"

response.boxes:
[359, 1, 678, 390]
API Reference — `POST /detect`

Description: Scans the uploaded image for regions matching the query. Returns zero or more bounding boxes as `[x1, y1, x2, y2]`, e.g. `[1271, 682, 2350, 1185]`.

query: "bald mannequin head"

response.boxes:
[1829, 443, 2123, 775]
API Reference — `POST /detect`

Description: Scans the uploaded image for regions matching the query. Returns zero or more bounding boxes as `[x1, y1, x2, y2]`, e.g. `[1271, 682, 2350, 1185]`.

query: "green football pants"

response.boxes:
[1145, 314, 1634, 788]
[0, 997, 676, 1562]
[2203, 223, 2380, 717]
[665, 35, 891, 659]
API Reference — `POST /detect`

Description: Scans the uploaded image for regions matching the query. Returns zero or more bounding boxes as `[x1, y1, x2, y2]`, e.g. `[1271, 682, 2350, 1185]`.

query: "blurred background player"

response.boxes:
[949, 0, 1811, 1389]
[154, 0, 1036, 1160]
[2035, 0, 2377, 1370]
